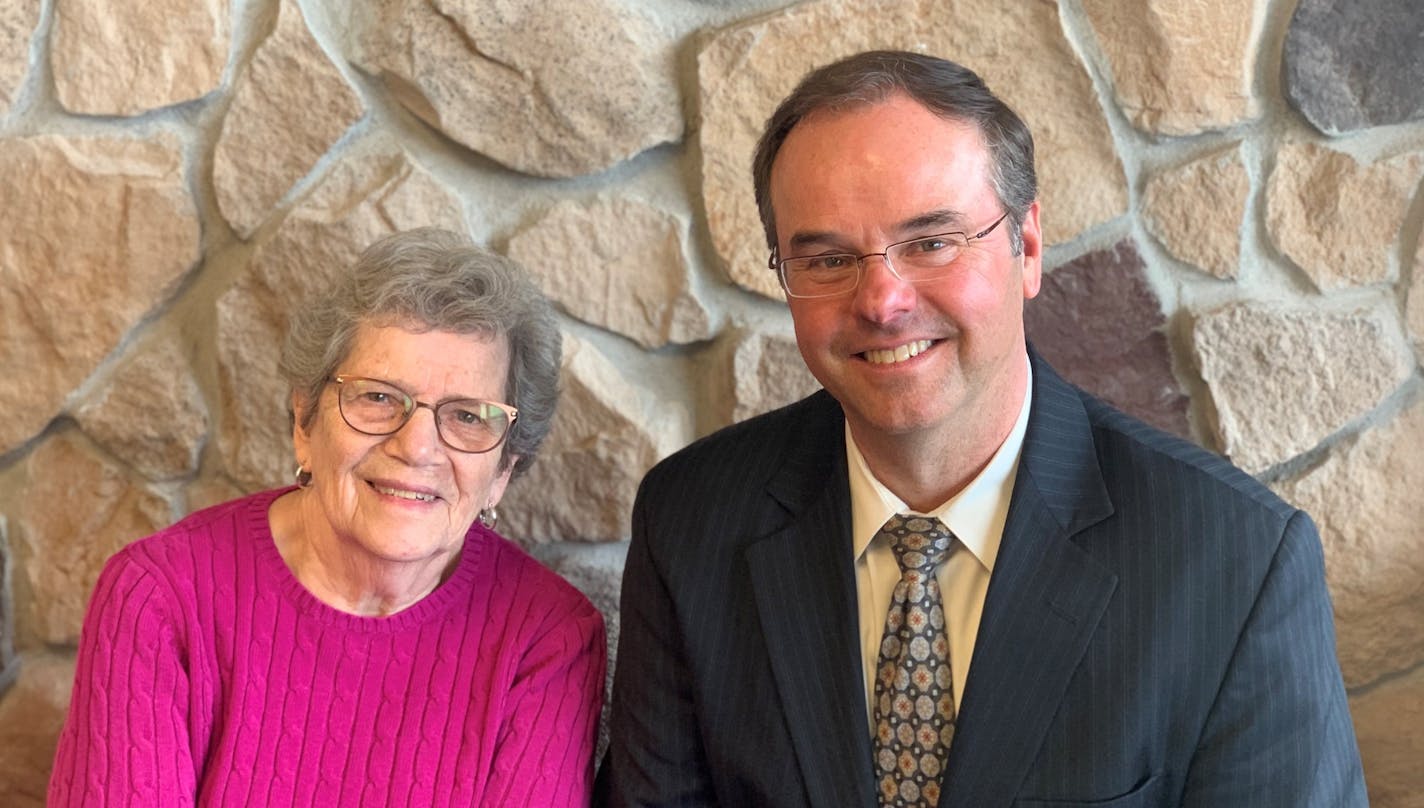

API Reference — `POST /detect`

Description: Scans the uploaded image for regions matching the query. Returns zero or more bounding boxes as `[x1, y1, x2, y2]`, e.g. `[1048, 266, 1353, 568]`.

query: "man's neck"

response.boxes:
[849, 358, 1031, 513]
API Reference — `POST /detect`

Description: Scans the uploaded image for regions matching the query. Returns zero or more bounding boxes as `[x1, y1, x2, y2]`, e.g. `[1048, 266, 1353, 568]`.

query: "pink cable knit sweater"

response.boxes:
[49, 488, 606, 807]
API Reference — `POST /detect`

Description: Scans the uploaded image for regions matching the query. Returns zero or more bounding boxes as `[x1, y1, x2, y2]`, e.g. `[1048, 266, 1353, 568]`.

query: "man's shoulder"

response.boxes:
[642, 388, 839, 491]
[1077, 391, 1295, 521]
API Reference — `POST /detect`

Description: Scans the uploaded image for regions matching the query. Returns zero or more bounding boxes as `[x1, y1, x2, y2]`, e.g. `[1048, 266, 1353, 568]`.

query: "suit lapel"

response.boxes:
[744, 393, 876, 808]
[939, 356, 1119, 807]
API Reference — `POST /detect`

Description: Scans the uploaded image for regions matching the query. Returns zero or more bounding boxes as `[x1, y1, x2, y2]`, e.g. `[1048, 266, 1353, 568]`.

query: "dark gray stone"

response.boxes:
[1025, 241, 1191, 439]
[1283, 0, 1424, 135]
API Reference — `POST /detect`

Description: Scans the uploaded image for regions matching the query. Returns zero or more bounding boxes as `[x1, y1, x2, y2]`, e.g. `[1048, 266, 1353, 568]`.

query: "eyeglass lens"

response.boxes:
[780, 232, 972, 297]
[335, 377, 513, 453]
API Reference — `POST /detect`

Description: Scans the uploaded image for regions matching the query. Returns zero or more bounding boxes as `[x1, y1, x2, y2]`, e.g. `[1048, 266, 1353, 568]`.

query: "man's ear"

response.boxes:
[1019, 200, 1043, 300]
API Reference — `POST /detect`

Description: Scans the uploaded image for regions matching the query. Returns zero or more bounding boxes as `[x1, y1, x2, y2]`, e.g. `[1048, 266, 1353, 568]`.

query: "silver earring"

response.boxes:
[477, 506, 498, 530]
[295, 465, 312, 488]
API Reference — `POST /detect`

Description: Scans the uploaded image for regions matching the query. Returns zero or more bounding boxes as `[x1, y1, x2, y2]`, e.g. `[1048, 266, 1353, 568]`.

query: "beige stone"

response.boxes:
[1348, 665, 1424, 808]
[217, 150, 463, 490]
[51, 0, 229, 115]
[720, 329, 821, 425]
[73, 337, 208, 481]
[213, 0, 363, 237]
[0, 0, 40, 114]
[501, 336, 691, 543]
[699, 0, 1128, 298]
[508, 197, 711, 349]
[0, 653, 74, 808]
[1267, 142, 1423, 291]
[184, 477, 246, 515]
[0, 134, 201, 456]
[1082, 0, 1258, 134]
[1192, 302, 1412, 473]
[1408, 238, 1424, 359]
[352, 0, 681, 178]
[18, 434, 171, 645]
[1274, 398, 1424, 687]
[1142, 146, 1249, 278]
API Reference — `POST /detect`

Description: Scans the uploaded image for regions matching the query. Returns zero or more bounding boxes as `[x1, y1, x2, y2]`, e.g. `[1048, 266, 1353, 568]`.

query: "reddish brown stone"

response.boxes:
[0, 530, 13, 696]
[1025, 241, 1190, 439]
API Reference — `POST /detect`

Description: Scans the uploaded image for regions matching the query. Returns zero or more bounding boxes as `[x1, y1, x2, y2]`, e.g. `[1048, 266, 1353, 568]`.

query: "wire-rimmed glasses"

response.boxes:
[330, 375, 518, 454]
[771, 211, 1011, 299]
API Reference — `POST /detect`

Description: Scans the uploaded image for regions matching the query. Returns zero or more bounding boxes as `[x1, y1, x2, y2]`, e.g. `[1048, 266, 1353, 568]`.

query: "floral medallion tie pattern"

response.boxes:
[872, 515, 957, 807]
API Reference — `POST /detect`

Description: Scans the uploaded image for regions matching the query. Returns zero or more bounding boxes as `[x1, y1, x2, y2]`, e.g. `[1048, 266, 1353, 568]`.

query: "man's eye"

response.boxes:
[362, 392, 393, 404]
[912, 237, 950, 253]
[808, 254, 852, 270]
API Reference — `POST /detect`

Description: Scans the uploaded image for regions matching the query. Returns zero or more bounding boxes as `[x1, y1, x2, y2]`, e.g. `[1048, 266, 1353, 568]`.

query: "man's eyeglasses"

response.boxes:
[330, 375, 518, 454]
[770, 211, 1011, 299]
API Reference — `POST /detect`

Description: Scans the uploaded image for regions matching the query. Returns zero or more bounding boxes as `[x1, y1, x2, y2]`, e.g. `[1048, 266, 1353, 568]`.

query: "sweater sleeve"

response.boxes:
[48, 549, 198, 807]
[485, 590, 607, 808]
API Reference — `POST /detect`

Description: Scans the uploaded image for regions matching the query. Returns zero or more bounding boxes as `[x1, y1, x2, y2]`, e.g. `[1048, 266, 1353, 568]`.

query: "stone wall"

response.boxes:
[0, 0, 1421, 803]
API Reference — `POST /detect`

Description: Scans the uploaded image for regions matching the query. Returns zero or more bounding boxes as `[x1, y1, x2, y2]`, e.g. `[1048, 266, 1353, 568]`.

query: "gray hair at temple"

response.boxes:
[752, 50, 1037, 256]
[278, 227, 561, 478]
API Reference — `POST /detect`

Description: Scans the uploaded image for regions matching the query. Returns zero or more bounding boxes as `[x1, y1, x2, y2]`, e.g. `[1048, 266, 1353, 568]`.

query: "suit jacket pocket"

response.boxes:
[1014, 773, 1163, 807]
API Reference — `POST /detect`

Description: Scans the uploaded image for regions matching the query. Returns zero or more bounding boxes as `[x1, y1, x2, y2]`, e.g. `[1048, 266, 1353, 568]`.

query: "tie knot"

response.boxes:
[880, 514, 955, 577]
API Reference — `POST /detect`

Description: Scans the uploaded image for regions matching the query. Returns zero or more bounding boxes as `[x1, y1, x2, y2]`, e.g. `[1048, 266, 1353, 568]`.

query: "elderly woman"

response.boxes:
[49, 228, 605, 807]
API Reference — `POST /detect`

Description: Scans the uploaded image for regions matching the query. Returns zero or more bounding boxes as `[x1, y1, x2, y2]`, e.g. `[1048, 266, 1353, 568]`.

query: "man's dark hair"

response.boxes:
[752, 50, 1037, 256]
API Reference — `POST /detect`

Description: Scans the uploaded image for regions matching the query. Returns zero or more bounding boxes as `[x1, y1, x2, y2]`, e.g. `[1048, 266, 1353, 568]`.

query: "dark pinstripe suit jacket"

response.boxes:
[596, 353, 1366, 807]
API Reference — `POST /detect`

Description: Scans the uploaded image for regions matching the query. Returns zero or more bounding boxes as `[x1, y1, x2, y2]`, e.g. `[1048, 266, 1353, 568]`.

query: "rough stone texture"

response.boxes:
[0, 0, 40, 114]
[1348, 665, 1424, 808]
[213, 0, 363, 237]
[18, 434, 170, 645]
[718, 329, 821, 425]
[51, 0, 229, 116]
[352, 0, 681, 178]
[0, 134, 201, 456]
[217, 150, 463, 491]
[1027, 241, 1191, 438]
[1409, 238, 1424, 361]
[0, 518, 13, 695]
[1082, 0, 1257, 134]
[1142, 146, 1249, 279]
[501, 336, 691, 543]
[1284, 0, 1424, 136]
[1274, 397, 1424, 688]
[699, 0, 1128, 298]
[73, 337, 209, 481]
[185, 477, 246, 515]
[508, 197, 712, 349]
[1266, 142, 1423, 291]
[0, 653, 74, 808]
[1192, 302, 1413, 473]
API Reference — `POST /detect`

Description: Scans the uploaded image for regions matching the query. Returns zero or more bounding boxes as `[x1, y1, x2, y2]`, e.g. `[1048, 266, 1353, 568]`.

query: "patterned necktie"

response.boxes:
[871, 514, 957, 807]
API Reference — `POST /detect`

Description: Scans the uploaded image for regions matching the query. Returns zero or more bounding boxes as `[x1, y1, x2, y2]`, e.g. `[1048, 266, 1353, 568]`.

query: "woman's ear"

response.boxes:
[291, 390, 312, 465]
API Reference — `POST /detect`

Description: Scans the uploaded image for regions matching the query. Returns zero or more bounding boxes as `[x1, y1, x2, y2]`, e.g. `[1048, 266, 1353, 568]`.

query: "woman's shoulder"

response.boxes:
[109, 488, 287, 585]
[474, 527, 604, 627]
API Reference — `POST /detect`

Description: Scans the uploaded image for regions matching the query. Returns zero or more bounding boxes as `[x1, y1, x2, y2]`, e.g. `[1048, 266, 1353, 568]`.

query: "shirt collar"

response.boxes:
[847, 355, 1033, 572]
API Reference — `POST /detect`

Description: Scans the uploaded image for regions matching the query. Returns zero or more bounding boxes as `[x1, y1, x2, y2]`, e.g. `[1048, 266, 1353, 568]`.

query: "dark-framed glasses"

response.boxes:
[331, 375, 518, 454]
[771, 210, 1011, 299]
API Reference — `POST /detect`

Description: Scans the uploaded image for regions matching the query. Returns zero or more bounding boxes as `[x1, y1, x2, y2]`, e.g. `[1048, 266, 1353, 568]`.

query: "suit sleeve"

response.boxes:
[594, 481, 719, 807]
[48, 551, 198, 807]
[1181, 509, 1367, 806]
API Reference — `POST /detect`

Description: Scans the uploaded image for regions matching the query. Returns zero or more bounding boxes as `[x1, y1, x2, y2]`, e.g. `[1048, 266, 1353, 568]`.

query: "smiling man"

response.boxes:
[596, 51, 1365, 808]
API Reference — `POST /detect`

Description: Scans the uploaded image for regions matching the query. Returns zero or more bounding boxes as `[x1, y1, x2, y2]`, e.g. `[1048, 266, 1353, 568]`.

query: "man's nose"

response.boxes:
[852, 253, 916, 324]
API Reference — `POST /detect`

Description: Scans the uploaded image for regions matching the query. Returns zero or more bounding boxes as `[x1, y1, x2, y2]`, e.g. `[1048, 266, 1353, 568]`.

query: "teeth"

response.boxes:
[864, 339, 933, 365]
[373, 484, 435, 502]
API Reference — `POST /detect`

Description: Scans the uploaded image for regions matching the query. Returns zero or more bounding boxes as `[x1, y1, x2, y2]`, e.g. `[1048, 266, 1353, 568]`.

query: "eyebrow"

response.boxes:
[785, 208, 972, 253]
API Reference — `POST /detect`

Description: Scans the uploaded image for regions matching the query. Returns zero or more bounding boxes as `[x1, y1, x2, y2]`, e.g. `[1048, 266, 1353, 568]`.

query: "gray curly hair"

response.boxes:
[278, 227, 561, 478]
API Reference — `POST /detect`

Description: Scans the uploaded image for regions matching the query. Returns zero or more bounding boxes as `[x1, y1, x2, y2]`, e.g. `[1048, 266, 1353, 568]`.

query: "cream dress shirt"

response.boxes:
[848, 358, 1032, 730]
